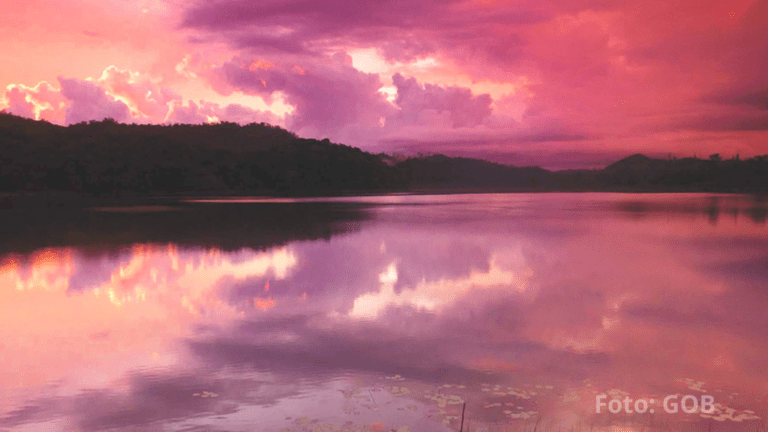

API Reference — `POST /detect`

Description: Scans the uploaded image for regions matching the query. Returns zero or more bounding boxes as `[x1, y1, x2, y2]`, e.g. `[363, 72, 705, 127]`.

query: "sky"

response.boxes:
[2, 0, 768, 168]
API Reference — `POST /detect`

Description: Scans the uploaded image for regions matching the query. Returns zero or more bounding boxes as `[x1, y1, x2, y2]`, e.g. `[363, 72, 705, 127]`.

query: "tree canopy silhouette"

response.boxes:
[1, 112, 766, 197]
[0, 112, 399, 196]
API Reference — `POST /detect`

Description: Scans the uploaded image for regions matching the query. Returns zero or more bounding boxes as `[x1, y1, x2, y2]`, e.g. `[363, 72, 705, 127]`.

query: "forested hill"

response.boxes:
[2, 112, 767, 197]
[597, 153, 768, 191]
[0, 113, 399, 195]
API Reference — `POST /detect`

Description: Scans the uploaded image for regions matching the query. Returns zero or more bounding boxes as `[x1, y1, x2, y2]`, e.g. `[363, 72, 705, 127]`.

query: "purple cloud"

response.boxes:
[180, 0, 548, 64]
[3, 86, 36, 118]
[165, 100, 210, 124]
[58, 77, 132, 124]
[391, 73, 493, 128]
[213, 56, 393, 138]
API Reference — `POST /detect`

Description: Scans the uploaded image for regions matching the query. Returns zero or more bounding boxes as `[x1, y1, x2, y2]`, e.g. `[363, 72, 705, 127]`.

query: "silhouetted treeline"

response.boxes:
[597, 153, 768, 191]
[395, 153, 768, 192]
[0, 113, 398, 196]
[394, 154, 552, 189]
[1, 112, 767, 197]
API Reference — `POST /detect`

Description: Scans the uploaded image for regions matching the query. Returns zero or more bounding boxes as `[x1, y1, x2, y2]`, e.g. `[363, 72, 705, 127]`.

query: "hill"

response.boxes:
[1, 112, 766, 198]
[394, 154, 551, 190]
[0, 112, 400, 196]
[598, 153, 768, 191]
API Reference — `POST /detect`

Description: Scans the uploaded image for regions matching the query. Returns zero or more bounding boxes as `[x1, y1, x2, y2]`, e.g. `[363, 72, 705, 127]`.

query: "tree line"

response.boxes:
[1, 112, 766, 196]
[0, 113, 399, 195]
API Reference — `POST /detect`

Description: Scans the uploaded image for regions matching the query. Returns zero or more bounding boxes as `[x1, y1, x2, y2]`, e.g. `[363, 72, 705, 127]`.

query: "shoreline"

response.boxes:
[2, 188, 766, 211]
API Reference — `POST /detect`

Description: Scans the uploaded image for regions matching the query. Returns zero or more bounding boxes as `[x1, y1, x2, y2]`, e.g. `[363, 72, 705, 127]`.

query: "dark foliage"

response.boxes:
[394, 154, 552, 190]
[597, 153, 768, 191]
[394, 153, 768, 192]
[0, 113, 399, 196]
[1, 112, 766, 196]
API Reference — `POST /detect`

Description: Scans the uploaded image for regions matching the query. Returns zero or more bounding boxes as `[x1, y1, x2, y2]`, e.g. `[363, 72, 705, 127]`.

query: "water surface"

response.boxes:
[1, 193, 767, 432]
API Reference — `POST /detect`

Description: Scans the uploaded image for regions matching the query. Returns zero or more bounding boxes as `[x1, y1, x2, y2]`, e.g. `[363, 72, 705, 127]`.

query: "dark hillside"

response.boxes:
[394, 154, 552, 190]
[0, 113, 400, 196]
[2, 112, 766, 197]
[599, 153, 768, 191]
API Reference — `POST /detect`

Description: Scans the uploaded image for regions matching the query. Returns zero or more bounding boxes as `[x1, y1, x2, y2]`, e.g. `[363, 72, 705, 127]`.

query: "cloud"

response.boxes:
[390, 73, 493, 128]
[178, 0, 768, 164]
[175, 0, 627, 154]
[683, 110, 768, 132]
[206, 101, 283, 125]
[180, 0, 548, 64]
[97, 66, 181, 122]
[4, 0, 768, 166]
[208, 53, 503, 146]
[2, 86, 35, 118]
[2, 77, 144, 125]
[700, 1, 768, 119]
[212, 55, 393, 139]
[1, 66, 285, 127]
[1, 82, 67, 123]
[58, 77, 132, 124]
[165, 99, 283, 125]
[165, 100, 211, 124]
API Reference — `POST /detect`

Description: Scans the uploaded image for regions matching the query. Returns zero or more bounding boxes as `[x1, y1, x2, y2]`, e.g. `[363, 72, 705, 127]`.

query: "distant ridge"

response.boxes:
[1, 112, 767, 200]
[598, 153, 768, 191]
[604, 154, 663, 172]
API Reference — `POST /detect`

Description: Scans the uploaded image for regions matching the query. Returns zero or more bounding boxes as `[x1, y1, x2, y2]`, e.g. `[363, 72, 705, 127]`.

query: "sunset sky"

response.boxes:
[2, 0, 767, 168]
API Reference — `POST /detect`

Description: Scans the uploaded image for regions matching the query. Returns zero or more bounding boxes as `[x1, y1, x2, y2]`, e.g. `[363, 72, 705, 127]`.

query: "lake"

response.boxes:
[1, 193, 767, 432]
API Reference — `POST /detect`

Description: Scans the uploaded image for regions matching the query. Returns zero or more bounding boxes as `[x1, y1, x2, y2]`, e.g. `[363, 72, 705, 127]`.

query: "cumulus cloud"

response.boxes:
[206, 101, 283, 125]
[1, 65, 285, 128]
[176, 0, 768, 163]
[58, 77, 132, 124]
[165, 100, 210, 124]
[3, 86, 35, 118]
[212, 55, 394, 139]
[176, 0, 638, 155]
[391, 73, 493, 128]
[1, 82, 67, 124]
[165, 99, 283, 125]
[97, 66, 181, 122]
[208, 52, 504, 145]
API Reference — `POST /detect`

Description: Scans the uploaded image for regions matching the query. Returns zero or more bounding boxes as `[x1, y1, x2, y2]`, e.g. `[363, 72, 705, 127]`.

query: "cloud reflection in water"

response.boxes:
[1, 194, 767, 431]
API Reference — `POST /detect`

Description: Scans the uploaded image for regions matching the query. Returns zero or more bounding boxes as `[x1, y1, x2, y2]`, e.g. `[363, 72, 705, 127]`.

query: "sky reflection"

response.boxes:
[1, 194, 767, 432]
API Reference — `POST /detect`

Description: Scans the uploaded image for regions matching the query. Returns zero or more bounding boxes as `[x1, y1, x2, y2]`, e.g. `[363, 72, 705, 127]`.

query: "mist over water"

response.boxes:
[1, 194, 766, 432]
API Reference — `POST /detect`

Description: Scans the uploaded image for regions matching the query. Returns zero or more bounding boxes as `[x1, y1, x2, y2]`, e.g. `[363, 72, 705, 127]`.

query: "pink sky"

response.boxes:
[2, 0, 768, 168]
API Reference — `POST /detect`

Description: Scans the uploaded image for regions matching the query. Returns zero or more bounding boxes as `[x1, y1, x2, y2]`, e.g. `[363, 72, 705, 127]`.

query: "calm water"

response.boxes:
[1, 193, 767, 432]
